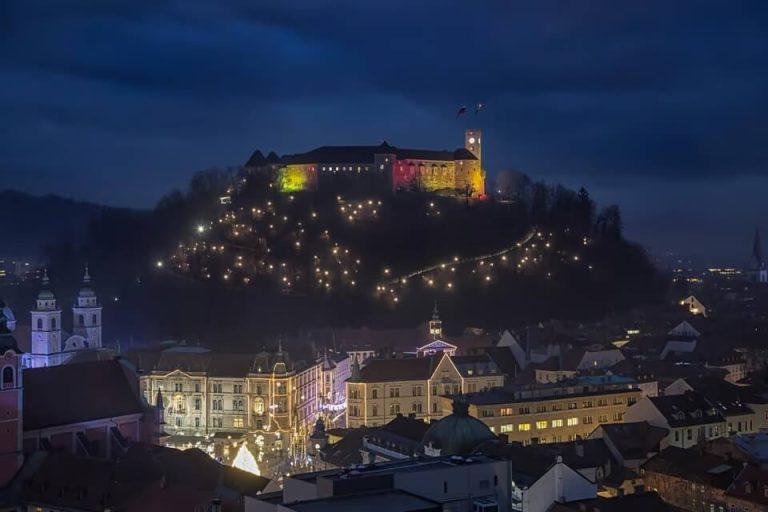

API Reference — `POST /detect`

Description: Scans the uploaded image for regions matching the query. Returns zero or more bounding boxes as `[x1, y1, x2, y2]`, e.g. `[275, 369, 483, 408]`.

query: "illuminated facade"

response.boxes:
[346, 353, 503, 428]
[245, 129, 485, 198]
[139, 349, 323, 451]
[25, 268, 104, 369]
[455, 385, 642, 445]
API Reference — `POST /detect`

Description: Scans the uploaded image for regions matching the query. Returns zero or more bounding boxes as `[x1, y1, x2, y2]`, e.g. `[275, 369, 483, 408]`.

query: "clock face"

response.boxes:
[468, 137, 476, 144]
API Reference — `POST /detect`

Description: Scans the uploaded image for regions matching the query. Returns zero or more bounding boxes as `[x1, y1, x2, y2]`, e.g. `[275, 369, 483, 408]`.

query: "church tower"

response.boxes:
[748, 228, 768, 284]
[429, 302, 443, 340]
[30, 271, 61, 368]
[72, 265, 102, 348]
[464, 129, 482, 165]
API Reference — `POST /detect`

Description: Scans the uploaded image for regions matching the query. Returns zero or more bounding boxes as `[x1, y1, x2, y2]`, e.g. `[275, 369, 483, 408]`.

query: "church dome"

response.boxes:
[37, 289, 55, 301]
[422, 397, 496, 456]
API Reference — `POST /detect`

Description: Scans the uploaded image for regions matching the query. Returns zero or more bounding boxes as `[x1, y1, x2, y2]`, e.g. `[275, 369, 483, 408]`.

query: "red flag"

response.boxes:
[456, 106, 467, 118]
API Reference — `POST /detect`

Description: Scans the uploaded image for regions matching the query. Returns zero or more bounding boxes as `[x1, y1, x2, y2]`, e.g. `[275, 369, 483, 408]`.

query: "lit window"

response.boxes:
[567, 417, 579, 426]
[551, 419, 564, 428]
[518, 423, 531, 431]
[536, 421, 547, 430]
[500, 424, 514, 433]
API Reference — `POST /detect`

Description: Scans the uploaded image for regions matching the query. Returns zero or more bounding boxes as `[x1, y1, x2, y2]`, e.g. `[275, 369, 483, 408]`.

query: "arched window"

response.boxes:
[2, 367, 14, 389]
[51, 318, 57, 330]
[78, 315, 85, 326]
[92, 314, 97, 325]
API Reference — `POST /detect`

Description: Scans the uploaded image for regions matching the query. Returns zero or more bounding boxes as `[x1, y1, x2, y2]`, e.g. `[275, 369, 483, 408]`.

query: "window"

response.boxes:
[567, 417, 579, 426]
[536, 421, 548, 430]
[613, 412, 623, 422]
[551, 419, 564, 428]
[51, 318, 56, 329]
[675, 430, 680, 442]
[687, 429, 693, 440]
[234, 384, 243, 394]
[536, 405, 547, 413]
[2, 367, 13, 389]
[174, 383, 183, 392]
[499, 407, 513, 416]
[389, 403, 401, 415]
[568, 402, 577, 410]
[518, 406, 530, 415]
[389, 387, 400, 398]
[582, 400, 593, 408]
[598, 415, 608, 423]
[91, 314, 97, 325]
[194, 398, 201, 411]
[78, 314, 85, 326]
[372, 389, 378, 399]
[212, 383, 223, 393]
[412, 386, 422, 396]
[36, 318, 42, 329]
[372, 405, 378, 416]
[500, 424, 514, 433]
[598, 399, 608, 407]
[253, 397, 265, 415]
[195, 383, 200, 393]
[412, 402, 423, 413]
[443, 481, 448, 493]
[195, 417, 200, 427]
[518, 423, 531, 431]
[432, 402, 438, 413]
[175, 417, 181, 427]
[233, 418, 244, 428]
[583, 416, 593, 424]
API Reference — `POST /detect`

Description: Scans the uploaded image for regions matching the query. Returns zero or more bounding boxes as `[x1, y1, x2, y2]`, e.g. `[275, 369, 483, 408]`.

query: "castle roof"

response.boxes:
[248, 143, 478, 167]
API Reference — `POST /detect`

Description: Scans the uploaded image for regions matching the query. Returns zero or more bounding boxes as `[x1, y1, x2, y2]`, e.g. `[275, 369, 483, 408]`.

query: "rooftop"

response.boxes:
[23, 360, 145, 431]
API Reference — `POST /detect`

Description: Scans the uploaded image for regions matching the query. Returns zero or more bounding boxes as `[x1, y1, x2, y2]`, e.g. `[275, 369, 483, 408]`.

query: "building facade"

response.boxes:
[24, 269, 104, 369]
[244, 129, 486, 198]
[456, 385, 643, 445]
[346, 353, 503, 428]
[138, 349, 323, 452]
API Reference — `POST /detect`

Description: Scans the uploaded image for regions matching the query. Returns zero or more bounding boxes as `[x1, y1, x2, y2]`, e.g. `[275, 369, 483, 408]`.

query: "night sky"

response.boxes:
[2, 1, 768, 264]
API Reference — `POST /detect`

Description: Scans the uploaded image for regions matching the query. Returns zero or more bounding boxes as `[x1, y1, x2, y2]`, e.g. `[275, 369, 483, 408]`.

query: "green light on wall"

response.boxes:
[278, 166, 309, 193]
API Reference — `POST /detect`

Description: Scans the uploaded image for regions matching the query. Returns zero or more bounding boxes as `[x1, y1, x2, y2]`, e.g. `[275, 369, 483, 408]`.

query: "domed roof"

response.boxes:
[78, 266, 96, 298]
[38, 271, 55, 301]
[422, 397, 496, 456]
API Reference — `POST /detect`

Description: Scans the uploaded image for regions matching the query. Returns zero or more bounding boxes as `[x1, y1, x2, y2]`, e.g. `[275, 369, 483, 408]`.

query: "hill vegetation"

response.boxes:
[3, 168, 665, 347]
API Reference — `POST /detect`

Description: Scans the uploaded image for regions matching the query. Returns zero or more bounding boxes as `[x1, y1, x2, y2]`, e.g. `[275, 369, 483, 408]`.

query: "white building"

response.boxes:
[24, 268, 103, 368]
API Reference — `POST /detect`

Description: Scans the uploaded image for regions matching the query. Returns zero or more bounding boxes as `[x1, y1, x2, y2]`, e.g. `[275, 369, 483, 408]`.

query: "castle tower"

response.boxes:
[748, 228, 768, 284]
[464, 129, 482, 165]
[30, 270, 61, 368]
[72, 265, 102, 348]
[0, 301, 23, 486]
[429, 302, 443, 340]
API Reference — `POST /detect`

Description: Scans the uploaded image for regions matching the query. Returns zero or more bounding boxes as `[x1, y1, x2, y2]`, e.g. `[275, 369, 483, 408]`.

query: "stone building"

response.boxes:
[345, 352, 503, 428]
[136, 347, 322, 452]
[244, 129, 485, 198]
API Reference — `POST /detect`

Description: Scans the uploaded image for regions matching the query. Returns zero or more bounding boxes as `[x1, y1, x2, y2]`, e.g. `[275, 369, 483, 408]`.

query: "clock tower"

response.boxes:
[29, 271, 61, 368]
[464, 129, 482, 165]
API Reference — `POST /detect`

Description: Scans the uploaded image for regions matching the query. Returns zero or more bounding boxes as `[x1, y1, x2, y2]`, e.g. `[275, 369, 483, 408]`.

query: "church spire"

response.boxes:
[83, 264, 91, 284]
[753, 228, 765, 269]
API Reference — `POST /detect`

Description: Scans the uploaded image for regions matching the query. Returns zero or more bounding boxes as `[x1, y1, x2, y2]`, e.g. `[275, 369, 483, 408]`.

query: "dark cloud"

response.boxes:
[2, 0, 768, 262]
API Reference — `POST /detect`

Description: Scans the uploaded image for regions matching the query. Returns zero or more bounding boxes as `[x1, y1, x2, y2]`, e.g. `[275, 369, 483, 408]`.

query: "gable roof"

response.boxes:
[598, 421, 669, 460]
[352, 356, 443, 383]
[24, 360, 145, 431]
[643, 446, 737, 489]
[648, 392, 725, 428]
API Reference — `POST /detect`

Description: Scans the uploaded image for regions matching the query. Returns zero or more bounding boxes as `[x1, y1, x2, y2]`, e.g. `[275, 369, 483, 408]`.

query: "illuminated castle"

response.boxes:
[244, 129, 485, 198]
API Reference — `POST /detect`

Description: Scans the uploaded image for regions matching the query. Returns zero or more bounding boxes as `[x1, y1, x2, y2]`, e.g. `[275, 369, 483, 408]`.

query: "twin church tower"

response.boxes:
[26, 266, 102, 368]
